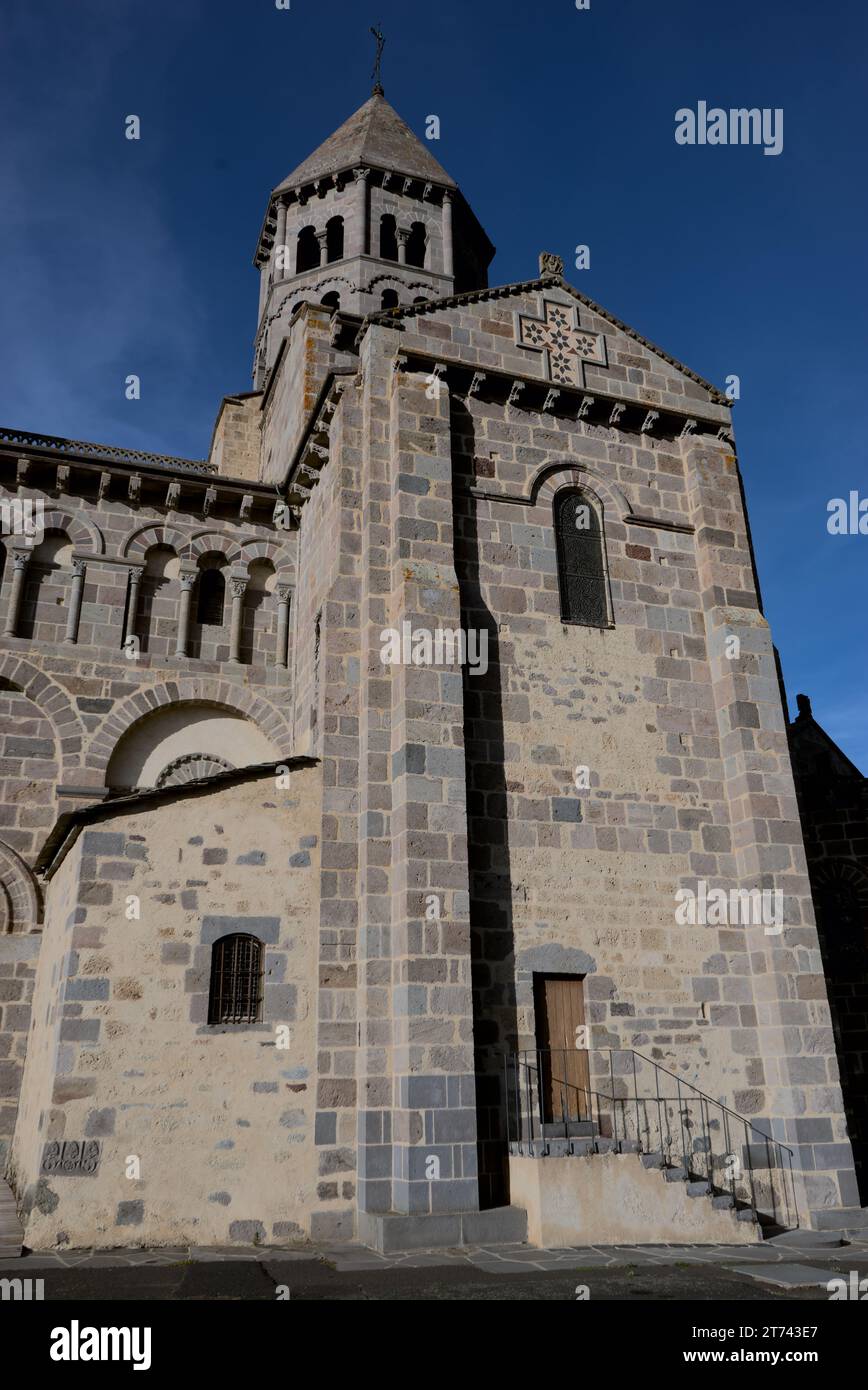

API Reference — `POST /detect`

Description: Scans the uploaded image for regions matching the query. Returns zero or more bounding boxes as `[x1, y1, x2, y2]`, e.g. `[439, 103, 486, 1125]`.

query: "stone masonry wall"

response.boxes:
[376, 283, 856, 1223]
[10, 770, 322, 1249]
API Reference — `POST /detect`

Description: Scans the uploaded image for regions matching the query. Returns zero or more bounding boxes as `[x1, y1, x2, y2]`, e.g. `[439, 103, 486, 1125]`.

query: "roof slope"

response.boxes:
[362, 272, 730, 404]
[275, 93, 456, 193]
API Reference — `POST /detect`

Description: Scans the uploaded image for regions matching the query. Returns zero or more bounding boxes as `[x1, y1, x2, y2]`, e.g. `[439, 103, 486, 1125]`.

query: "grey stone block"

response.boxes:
[116, 1201, 143, 1226]
[81, 831, 125, 856]
[201, 916, 281, 945]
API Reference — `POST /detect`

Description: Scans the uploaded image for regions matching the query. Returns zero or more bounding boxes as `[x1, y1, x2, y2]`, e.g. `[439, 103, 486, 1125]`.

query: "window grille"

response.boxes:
[554, 490, 609, 627]
[207, 934, 263, 1024]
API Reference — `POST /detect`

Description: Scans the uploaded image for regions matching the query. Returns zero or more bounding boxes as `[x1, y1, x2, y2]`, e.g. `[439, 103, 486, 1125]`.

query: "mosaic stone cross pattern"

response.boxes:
[516, 299, 606, 387]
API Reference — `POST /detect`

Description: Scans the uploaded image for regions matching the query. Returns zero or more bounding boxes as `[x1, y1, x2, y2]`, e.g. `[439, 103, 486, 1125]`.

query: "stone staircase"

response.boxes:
[519, 1126, 770, 1238]
[507, 1048, 802, 1242]
[0, 1178, 23, 1258]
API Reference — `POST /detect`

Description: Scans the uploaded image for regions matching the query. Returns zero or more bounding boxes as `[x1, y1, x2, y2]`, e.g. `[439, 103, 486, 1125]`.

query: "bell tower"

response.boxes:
[251, 88, 495, 386]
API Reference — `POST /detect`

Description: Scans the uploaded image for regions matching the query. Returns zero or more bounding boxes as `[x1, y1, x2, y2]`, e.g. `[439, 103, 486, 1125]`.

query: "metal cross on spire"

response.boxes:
[370, 22, 385, 95]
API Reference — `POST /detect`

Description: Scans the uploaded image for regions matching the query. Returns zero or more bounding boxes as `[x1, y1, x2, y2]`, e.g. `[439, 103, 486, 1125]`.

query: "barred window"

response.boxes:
[208, 934, 263, 1025]
[554, 489, 610, 628]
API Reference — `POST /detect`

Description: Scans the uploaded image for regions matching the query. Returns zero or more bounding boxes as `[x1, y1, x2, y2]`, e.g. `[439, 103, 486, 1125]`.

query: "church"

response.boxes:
[0, 81, 866, 1255]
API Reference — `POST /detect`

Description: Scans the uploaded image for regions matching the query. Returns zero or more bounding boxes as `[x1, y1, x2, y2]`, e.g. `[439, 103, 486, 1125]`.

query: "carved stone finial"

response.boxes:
[539, 251, 564, 278]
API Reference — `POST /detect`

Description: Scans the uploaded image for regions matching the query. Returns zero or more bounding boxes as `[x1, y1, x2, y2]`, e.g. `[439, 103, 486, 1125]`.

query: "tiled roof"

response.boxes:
[274, 92, 456, 193]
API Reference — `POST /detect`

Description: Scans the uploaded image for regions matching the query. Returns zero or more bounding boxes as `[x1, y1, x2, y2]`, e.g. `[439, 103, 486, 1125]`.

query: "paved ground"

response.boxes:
[3, 1231, 868, 1300]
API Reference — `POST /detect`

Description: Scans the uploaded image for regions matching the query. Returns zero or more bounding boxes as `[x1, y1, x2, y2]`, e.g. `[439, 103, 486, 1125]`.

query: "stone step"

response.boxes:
[687, 1181, 711, 1197]
[641, 1152, 665, 1169]
[0, 1179, 23, 1258]
[663, 1165, 688, 1182]
[541, 1121, 596, 1139]
[765, 1228, 845, 1250]
[593, 1138, 618, 1155]
[811, 1206, 868, 1232]
[737, 1207, 759, 1223]
[712, 1194, 736, 1210]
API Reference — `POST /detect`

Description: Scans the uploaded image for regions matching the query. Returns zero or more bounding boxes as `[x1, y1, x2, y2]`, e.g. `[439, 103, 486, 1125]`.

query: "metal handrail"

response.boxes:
[503, 1046, 798, 1230]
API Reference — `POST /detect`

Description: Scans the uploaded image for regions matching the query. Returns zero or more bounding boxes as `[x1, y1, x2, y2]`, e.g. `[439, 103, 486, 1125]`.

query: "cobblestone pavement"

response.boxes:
[2, 1232, 868, 1300]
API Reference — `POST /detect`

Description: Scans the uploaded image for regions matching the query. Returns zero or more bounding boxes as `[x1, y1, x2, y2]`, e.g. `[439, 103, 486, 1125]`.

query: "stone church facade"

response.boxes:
[0, 90, 864, 1253]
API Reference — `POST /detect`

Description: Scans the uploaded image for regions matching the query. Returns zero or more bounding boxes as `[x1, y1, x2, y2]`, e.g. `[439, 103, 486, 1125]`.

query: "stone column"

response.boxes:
[3, 550, 29, 636]
[228, 577, 248, 664]
[123, 566, 144, 650]
[396, 227, 409, 266]
[316, 230, 328, 267]
[273, 198, 288, 281]
[63, 558, 86, 643]
[175, 570, 197, 657]
[441, 191, 454, 277]
[354, 167, 370, 255]
[275, 584, 292, 668]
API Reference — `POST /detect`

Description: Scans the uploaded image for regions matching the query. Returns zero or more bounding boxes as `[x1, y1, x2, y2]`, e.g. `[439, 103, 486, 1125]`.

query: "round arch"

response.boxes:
[180, 532, 244, 566]
[88, 678, 293, 779]
[122, 524, 189, 560]
[0, 656, 84, 773]
[38, 508, 103, 555]
[0, 839, 41, 933]
[239, 539, 294, 577]
[530, 464, 632, 520]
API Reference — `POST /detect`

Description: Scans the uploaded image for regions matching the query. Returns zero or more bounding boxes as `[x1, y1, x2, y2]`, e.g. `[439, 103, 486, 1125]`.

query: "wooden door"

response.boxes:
[534, 975, 591, 1124]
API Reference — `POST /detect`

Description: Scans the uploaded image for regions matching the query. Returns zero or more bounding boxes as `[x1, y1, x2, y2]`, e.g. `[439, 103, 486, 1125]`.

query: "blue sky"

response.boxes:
[1, 0, 865, 767]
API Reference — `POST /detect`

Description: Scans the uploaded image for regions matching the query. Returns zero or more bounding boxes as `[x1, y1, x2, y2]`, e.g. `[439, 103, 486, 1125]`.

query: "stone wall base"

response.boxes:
[357, 1206, 528, 1254]
[510, 1153, 762, 1247]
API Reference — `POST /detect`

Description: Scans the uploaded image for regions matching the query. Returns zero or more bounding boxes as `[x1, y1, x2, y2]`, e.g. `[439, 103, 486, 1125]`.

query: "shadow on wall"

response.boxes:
[452, 396, 518, 1210]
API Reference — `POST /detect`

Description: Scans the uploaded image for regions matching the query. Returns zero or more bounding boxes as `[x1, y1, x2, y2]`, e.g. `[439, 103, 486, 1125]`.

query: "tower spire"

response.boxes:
[370, 22, 385, 96]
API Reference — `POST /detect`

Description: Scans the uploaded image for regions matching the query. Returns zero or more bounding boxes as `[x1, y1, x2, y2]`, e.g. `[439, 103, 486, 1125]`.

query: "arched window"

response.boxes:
[325, 216, 344, 263]
[296, 225, 319, 274]
[406, 221, 427, 268]
[240, 559, 276, 665]
[813, 860, 868, 966]
[135, 544, 179, 655]
[196, 562, 226, 626]
[208, 934, 263, 1024]
[381, 289, 400, 310]
[321, 291, 340, 311]
[554, 490, 610, 628]
[18, 530, 74, 641]
[379, 214, 398, 261]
